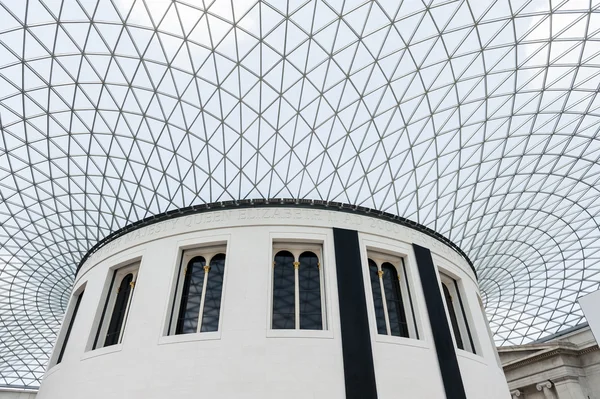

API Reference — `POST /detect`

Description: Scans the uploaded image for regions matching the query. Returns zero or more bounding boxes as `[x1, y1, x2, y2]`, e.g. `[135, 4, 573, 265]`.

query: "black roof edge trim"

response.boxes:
[76, 199, 476, 279]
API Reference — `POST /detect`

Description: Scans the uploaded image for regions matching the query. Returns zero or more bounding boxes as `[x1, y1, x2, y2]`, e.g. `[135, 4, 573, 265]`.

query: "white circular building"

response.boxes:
[2, 1, 600, 397]
[38, 201, 509, 399]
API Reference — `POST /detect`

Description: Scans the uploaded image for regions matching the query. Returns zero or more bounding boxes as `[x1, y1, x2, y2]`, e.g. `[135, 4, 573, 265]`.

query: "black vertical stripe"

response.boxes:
[412, 243, 467, 399]
[333, 228, 378, 399]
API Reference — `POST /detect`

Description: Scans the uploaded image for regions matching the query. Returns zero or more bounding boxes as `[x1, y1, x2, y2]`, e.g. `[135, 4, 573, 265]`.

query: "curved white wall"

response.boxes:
[38, 206, 509, 399]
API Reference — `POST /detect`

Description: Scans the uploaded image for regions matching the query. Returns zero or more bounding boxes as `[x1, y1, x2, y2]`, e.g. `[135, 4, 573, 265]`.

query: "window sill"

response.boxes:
[266, 329, 334, 339]
[158, 331, 221, 345]
[456, 348, 486, 364]
[374, 334, 429, 349]
[81, 343, 123, 361]
[44, 362, 61, 378]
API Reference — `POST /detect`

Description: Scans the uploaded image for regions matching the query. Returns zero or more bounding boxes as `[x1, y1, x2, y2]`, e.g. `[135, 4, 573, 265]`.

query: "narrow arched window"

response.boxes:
[298, 251, 322, 330]
[381, 263, 409, 337]
[170, 248, 228, 335]
[442, 281, 465, 350]
[367, 254, 418, 339]
[439, 273, 476, 353]
[105, 273, 134, 346]
[93, 263, 139, 350]
[272, 250, 296, 329]
[56, 290, 84, 364]
[201, 253, 226, 332]
[368, 259, 387, 334]
[176, 256, 206, 334]
[271, 244, 326, 331]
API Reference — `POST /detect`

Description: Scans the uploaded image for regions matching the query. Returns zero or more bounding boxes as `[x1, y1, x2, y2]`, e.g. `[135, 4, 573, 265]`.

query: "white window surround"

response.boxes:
[360, 238, 425, 347]
[167, 245, 228, 336]
[81, 342, 123, 361]
[48, 283, 86, 369]
[267, 234, 333, 339]
[93, 263, 139, 351]
[439, 272, 477, 354]
[158, 237, 230, 345]
[271, 243, 327, 330]
[367, 251, 419, 340]
[479, 296, 502, 367]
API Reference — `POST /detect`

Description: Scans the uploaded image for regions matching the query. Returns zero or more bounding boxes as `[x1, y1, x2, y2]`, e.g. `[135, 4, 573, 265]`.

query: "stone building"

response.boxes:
[0, 388, 37, 399]
[35, 204, 510, 398]
[500, 324, 600, 399]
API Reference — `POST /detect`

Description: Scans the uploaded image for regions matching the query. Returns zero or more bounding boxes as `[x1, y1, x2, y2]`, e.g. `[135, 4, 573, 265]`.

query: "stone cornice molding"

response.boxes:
[502, 344, 599, 372]
[0, 386, 39, 393]
[578, 345, 598, 355]
[553, 375, 581, 384]
[76, 199, 477, 275]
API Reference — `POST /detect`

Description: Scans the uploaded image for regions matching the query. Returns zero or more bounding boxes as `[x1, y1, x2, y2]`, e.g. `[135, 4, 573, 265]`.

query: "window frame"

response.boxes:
[439, 272, 477, 354]
[478, 295, 502, 367]
[367, 251, 419, 340]
[48, 282, 86, 368]
[92, 263, 140, 350]
[266, 232, 333, 340]
[270, 242, 327, 331]
[167, 244, 228, 336]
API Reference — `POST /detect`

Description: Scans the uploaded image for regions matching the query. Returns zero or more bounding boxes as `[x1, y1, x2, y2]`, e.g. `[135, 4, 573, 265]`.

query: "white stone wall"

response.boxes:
[0, 389, 37, 399]
[37, 207, 509, 399]
[579, 290, 600, 345]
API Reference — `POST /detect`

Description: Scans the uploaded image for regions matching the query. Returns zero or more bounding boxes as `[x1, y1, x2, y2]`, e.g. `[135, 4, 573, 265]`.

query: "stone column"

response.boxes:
[510, 389, 522, 399]
[553, 377, 587, 399]
[536, 381, 557, 399]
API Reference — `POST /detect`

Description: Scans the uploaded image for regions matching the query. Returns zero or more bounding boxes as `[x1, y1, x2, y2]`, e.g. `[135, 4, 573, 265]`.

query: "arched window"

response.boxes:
[439, 273, 476, 353]
[93, 263, 139, 350]
[201, 253, 226, 332]
[272, 250, 296, 329]
[442, 282, 464, 350]
[298, 251, 322, 330]
[176, 256, 206, 334]
[172, 249, 227, 335]
[271, 245, 325, 330]
[368, 259, 386, 334]
[367, 254, 417, 339]
[381, 263, 409, 337]
[56, 290, 84, 364]
[105, 273, 134, 347]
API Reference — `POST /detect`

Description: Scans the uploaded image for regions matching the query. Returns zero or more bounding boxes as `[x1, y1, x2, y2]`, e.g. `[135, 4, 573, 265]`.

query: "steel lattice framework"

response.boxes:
[1, 0, 600, 388]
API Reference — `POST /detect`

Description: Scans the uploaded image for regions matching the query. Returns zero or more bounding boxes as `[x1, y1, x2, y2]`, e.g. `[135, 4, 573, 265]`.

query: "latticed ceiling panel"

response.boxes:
[1, 0, 600, 388]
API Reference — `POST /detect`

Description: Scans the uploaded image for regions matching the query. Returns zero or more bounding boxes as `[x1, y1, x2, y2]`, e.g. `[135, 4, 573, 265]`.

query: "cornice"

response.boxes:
[503, 345, 599, 372]
[76, 198, 476, 277]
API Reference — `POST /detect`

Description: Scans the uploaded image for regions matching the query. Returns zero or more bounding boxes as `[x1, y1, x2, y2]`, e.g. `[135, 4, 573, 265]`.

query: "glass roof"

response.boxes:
[1, 0, 600, 388]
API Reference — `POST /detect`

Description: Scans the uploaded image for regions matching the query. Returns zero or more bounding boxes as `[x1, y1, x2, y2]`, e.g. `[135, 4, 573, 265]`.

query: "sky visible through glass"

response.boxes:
[1, 0, 600, 388]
